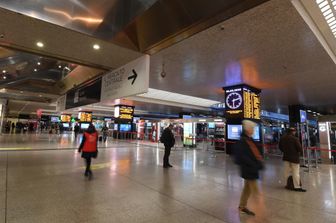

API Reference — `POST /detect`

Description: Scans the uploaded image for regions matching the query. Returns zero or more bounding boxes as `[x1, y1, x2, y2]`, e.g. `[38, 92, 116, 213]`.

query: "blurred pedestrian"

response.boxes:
[101, 124, 109, 142]
[74, 123, 80, 139]
[78, 124, 98, 179]
[234, 120, 264, 216]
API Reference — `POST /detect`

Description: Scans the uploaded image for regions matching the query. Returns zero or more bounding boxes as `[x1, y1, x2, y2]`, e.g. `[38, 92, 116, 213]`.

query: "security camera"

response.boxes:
[160, 71, 166, 78]
[0, 34, 4, 38]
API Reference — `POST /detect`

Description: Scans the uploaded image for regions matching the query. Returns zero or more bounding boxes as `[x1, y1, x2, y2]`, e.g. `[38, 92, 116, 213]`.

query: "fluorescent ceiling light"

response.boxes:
[199, 119, 206, 122]
[319, 1, 328, 9]
[214, 119, 223, 122]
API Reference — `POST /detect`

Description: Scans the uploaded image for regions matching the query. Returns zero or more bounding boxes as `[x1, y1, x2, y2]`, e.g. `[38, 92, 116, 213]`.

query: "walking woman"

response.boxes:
[234, 120, 264, 216]
[78, 123, 98, 179]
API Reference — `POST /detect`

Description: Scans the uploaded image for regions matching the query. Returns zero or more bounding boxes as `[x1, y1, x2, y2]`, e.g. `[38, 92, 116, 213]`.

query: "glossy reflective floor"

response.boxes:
[0, 133, 335, 223]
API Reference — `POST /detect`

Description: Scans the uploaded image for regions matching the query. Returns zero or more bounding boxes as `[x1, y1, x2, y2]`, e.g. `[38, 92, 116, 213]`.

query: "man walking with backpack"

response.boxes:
[279, 127, 306, 192]
[160, 124, 175, 168]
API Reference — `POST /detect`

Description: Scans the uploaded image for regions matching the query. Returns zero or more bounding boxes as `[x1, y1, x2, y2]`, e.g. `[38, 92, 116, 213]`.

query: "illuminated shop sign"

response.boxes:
[223, 85, 261, 120]
[78, 112, 92, 122]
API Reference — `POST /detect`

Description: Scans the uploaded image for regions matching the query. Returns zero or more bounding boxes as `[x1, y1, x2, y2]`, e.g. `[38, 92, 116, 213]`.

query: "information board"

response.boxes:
[114, 105, 134, 124]
[243, 87, 260, 120]
[78, 112, 92, 122]
[61, 115, 71, 122]
[223, 84, 261, 120]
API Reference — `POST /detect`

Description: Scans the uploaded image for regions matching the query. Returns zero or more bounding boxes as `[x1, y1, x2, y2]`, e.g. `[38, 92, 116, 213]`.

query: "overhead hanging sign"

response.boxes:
[101, 55, 149, 102]
[65, 79, 102, 109]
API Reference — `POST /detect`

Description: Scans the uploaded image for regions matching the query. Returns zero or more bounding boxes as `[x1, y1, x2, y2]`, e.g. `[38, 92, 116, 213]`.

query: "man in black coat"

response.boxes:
[279, 128, 306, 192]
[160, 124, 175, 168]
[234, 120, 263, 216]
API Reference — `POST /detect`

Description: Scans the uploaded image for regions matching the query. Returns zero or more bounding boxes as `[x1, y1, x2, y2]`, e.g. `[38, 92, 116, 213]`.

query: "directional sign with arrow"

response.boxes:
[101, 55, 149, 102]
[128, 69, 138, 85]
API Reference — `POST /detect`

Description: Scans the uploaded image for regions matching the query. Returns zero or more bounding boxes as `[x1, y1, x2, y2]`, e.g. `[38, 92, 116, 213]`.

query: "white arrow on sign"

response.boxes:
[100, 55, 149, 102]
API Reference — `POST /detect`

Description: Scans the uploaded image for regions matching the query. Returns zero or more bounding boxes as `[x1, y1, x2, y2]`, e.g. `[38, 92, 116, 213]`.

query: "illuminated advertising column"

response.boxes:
[223, 84, 261, 154]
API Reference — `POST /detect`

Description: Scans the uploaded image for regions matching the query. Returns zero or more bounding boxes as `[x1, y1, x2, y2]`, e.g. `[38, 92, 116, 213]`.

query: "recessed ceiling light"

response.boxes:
[37, 62, 41, 65]
[39, 95, 42, 97]
[3, 76, 6, 79]
[34, 69, 37, 72]
[2, 70, 6, 74]
[20, 91, 23, 93]
[36, 41, 44, 48]
[58, 65, 62, 68]
[93, 44, 100, 50]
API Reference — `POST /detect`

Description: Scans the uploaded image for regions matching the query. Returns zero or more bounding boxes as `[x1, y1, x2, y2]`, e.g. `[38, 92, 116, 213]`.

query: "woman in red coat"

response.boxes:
[78, 124, 98, 179]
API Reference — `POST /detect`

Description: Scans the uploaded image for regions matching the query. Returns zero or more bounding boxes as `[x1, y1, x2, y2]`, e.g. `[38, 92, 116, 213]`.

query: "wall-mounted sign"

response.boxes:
[61, 115, 71, 122]
[223, 84, 261, 120]
[114, 105, 134, 124]
[78, 112, 92, 122]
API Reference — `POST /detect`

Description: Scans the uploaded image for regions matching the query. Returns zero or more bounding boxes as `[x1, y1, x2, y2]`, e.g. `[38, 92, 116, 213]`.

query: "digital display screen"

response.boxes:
[61, 115, 71, 122]
[115, 105, 134, 121]
[78, 112, 92, 122]
[62, 123, 69, 128]
[243, 88, 260, 120]
[300, 110, 307, 123]
[51, 116, 59, 122]
[81, 123, 90, 129]
[252, 125, 260, 141]
[227, 125, 242, 140]
[119, 124, 131, 132]
[224, 85, 260, 120]
[104, 117, 112, 121]
[208, 122, 215, 128]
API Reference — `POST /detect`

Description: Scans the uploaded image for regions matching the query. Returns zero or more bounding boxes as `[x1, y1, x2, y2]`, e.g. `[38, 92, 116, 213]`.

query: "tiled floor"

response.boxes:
[0, 133, 335, 223]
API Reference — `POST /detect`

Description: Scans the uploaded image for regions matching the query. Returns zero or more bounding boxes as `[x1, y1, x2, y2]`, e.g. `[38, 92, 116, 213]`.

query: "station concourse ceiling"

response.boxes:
[1, 0, 336, 116]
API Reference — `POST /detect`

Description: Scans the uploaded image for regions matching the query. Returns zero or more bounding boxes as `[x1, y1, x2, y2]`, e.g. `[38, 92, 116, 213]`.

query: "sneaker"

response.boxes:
[168, 164, 173, 168]
[239, 207, 255, 216]
[294, 188, 306, 192]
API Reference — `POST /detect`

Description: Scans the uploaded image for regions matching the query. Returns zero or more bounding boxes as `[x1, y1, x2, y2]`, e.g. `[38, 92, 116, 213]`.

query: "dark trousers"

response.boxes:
[85, 157, 92, 173]
[163, 146, 171, 167]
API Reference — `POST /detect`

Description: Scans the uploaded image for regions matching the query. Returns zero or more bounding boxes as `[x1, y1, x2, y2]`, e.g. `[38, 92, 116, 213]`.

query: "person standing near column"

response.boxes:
[78, 124, 98, 179]
[234, 120, 264, 216]
[279, 127, 306, 192]
[160, 124, 175, 168]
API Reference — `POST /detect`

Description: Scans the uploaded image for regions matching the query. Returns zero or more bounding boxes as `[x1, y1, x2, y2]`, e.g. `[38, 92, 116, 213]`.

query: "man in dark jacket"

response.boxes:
[234, 120, 263, 216]
[279, 128, 306, 192]
[160, 124, 175, 168]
